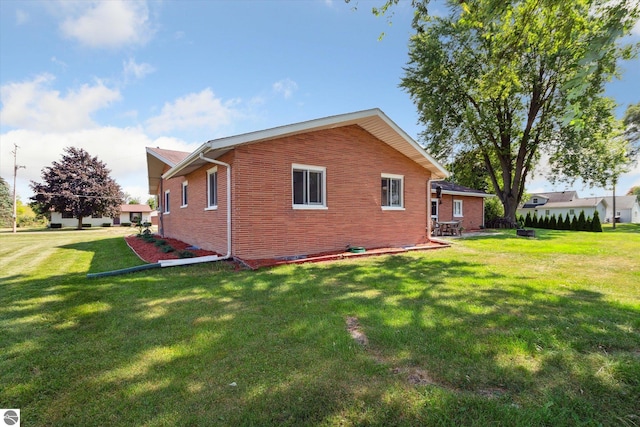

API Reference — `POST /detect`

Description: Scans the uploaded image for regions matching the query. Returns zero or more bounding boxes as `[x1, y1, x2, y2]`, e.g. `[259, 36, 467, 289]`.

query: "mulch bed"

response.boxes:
[124, 235, 218, 264]
[125, 235, 449, 268]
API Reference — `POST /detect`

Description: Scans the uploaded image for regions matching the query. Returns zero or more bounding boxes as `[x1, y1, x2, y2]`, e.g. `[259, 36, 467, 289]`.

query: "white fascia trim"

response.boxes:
[432, 189, 494, 198]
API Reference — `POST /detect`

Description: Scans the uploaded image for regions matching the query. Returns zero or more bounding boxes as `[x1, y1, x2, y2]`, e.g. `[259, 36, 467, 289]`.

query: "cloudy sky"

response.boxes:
[1, 0, 639, 203]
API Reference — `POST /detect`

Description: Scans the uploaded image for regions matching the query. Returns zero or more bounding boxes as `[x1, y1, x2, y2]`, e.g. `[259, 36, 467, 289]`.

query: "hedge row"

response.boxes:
[520, 210, 602, 232]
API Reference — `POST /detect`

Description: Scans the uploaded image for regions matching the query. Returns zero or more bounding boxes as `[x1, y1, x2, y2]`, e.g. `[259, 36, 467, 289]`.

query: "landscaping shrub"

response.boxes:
[101, 223, 112, 227]
[121, 222, 132, 227]
[531, 213, 538, 227]
[525, 212, 532, 227]
[577, 210, 587, 231]
[571, 215, 579, 231]
[50, 223, 62, 229]
[154, 239, 167, 247]
[542, 216, 550, 229]
[82, 223, 92, 228]
[549, 214, 557, 229]
[563, 214, 571, 230]
[160, 245, 175, 253]
[592, 210, 603, 232]
[484, 197, 504, 225]
[178, 250, 195, 258]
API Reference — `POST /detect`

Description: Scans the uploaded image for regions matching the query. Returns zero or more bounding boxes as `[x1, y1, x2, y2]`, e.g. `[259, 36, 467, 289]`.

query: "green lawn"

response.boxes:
[1, 225, 639, 426]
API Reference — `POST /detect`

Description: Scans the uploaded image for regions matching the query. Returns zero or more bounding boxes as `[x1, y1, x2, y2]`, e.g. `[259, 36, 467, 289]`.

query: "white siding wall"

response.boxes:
[50, 211, 151, 227]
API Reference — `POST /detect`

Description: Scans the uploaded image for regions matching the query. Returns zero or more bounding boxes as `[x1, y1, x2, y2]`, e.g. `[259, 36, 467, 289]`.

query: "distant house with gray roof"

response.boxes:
[517, 191, 607, 221]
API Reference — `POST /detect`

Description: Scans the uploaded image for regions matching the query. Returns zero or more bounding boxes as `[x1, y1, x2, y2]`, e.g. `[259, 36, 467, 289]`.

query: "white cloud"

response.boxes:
[272, 78, 298, 99]
[1, 127, 197, 202]
[16, 9, 29, 25]
[51, 57, 68, 69]
[145, 88, 241, 135]
[59, 0, 153, 49]
[0, 74, 121, 132]
[123, 58, 155, 81]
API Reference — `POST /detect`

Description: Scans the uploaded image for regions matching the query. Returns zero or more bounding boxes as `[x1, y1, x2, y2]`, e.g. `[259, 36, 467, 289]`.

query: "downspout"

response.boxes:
[159, 178, 164, 237]
[197, 152, 232, 260]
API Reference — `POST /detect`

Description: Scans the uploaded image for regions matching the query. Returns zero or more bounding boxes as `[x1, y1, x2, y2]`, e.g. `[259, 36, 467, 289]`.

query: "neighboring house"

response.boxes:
[50, 204, 153, 227]
[113, 204, 154, 225]
[430, 181, 493, 230]
[602, 196, 640, 223]
[517, 191, 607, 221]
[146, 109, 449, 262]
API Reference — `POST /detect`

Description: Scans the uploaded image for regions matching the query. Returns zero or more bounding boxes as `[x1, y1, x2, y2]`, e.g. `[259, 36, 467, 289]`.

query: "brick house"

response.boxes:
[146, 109, 448, 262]
[430, 181, 492, 231]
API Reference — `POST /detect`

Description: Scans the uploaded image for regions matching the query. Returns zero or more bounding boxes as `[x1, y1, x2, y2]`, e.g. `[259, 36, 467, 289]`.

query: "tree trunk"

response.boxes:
[77, 216, 83, 230]
[502, 194, 519, 226]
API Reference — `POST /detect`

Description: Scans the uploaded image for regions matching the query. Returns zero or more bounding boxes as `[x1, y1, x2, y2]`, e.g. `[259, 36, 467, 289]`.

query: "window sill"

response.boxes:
[293, 205, 328, 210]
[180, 205, 188, 208]
[163, 212, 170, 215]
[204, 206, 218, 211]
[382, 206, 405, 211]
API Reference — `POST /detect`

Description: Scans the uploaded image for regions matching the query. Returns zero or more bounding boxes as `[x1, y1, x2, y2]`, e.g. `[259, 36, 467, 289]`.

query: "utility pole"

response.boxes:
[612, 182, 616, 230]
[12, 143, 26, 233]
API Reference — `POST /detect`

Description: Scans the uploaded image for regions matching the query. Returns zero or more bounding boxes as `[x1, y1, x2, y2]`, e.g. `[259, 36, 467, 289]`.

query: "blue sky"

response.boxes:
[1, 0, 639, 203]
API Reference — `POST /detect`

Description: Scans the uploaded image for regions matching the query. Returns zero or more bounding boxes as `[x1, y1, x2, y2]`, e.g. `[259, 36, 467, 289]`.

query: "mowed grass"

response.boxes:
[1, 225, 639, 426]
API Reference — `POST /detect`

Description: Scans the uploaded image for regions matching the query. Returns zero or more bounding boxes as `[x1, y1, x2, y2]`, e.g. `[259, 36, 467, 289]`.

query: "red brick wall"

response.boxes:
[158, 152, 233, 256]
[435, 194, 485, 230]
[160, 125, 433, 260]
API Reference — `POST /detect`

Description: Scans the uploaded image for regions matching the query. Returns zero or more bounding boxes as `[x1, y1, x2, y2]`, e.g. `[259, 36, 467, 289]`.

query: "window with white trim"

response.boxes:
[206, 167, 218, 209]
[453, 199, 463, 217]
[545, 209, 550, 216]
[164, 190, 170, 214]
[292, 164, 326, 208]
[569, 209, 575, 216]
[181, 181, 188, 207]
[381, 174, 404, 209]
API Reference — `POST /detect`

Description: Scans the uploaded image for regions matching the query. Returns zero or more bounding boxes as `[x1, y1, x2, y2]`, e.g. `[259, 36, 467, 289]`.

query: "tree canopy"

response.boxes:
[375, 0, 639, 222]
[30, 147, 123, 229]
[0, 177, 13, 228]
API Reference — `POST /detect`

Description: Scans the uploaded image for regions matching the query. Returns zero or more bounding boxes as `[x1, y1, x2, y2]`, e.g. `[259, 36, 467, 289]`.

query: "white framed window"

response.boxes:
[532, 198, 538, 204]
[181, 181, 188, 207]
[453, 199, 463, 217]
[569, 209, 575, 216]
[381, 173, 404, 210]
[206, 167, 218, 210]
[292, 164, 327, 209]
[545, 209, 550, 216]
[164, 190, 170, 214]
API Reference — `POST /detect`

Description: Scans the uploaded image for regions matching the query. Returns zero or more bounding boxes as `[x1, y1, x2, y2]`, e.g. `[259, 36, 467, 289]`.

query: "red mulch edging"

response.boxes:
[125, 235, 449, 269]
[124, 235, 218, 264]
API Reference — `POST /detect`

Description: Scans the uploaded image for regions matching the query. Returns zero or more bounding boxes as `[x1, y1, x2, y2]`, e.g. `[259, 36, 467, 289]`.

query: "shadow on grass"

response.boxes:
[1, 250, 639, 425]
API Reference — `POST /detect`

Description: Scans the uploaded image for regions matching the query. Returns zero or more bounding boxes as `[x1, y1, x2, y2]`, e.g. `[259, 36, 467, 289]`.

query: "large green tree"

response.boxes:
[371, 0, 639, 223]
[628, 186, 640, 203]
[30, 147, 123, 229]
[0, 177, 13, 228]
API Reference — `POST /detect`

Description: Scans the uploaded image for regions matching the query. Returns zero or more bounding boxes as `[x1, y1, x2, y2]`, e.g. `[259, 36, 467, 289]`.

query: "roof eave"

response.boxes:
[162, 109, 450, 180]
